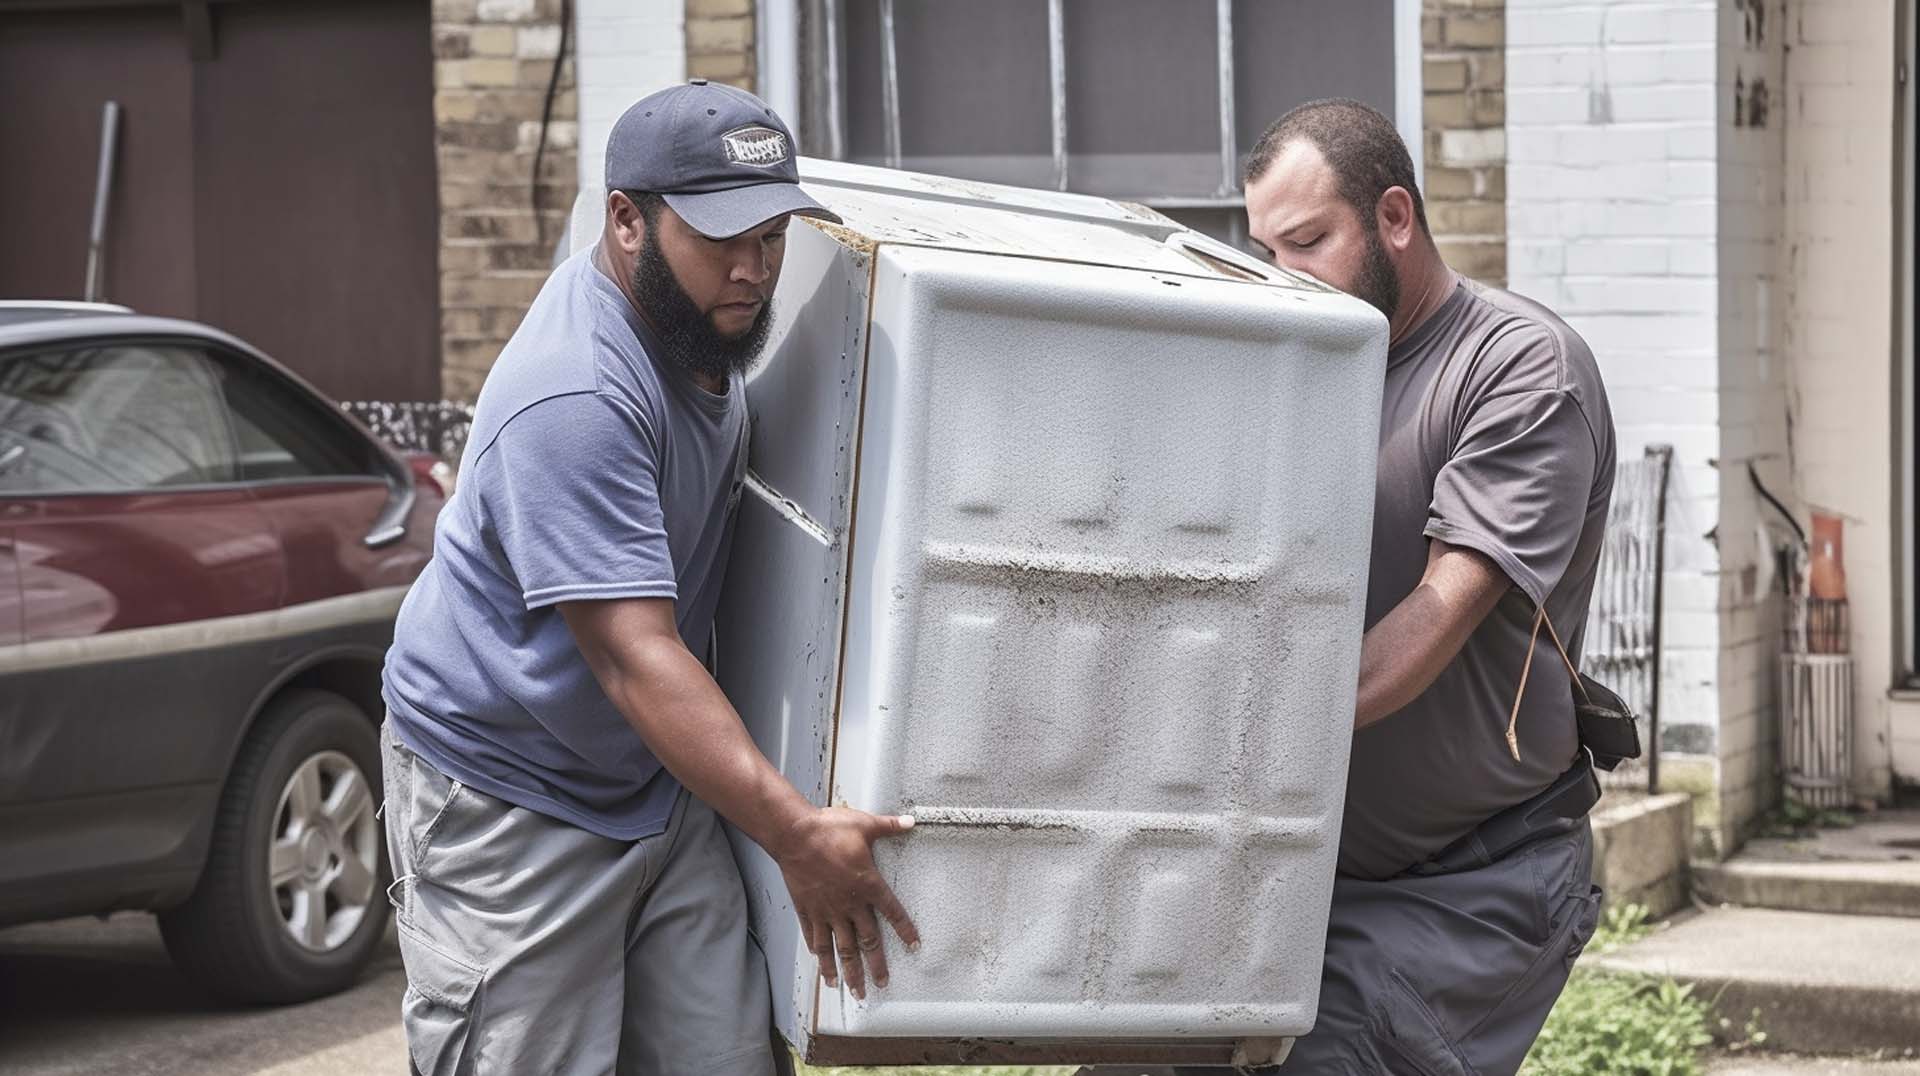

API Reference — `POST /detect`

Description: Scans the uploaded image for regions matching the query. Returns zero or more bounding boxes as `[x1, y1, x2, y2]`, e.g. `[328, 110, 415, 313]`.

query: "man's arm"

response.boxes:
[1354, 539, 1511, 730]
[560, 597, 918, 999]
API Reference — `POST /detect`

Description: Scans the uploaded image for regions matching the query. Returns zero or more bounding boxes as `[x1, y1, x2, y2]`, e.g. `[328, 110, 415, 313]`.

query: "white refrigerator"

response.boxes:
[571, 159, 1387, 1067]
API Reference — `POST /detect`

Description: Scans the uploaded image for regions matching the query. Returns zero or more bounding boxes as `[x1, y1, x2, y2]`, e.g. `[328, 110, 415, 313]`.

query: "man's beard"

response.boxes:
[1353, 226, 1401, 321]
[631, 230, 775, 382]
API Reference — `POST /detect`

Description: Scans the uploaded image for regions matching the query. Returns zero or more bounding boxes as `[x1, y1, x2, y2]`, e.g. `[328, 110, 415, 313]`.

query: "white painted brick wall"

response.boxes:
[1781, 0, 1902, 798]
[1897, 697, 1920, 782]
[1711, 0, 1790, 846]
[574, 0, 685, 191]
[1507, 0, 1729, 769]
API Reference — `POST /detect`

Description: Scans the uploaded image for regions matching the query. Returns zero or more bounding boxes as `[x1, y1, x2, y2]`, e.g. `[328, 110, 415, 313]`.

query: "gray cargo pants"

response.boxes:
[380, 722, 780, 1076]
[1084, 819, 1600, 1076]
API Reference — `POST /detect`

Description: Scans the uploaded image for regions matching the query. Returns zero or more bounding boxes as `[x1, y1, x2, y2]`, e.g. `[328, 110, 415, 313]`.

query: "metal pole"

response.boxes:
[1215, 0, 1236, 198]
[84, 100, 121, 303]
[1048, 0, 1068, 190]
[1648, 444, 1674, 793]
[879, 0, 901, 169]
[822, 0, 846, 160]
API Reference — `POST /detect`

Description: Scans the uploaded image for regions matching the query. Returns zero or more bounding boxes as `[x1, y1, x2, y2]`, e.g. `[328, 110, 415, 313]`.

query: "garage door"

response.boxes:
[0, 0, 441, 402]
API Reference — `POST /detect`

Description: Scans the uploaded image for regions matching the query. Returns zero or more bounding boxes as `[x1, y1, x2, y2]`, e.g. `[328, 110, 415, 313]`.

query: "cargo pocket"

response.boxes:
[380, 727, 415, 912]
[396, 916, 485, 1075]
[1372, 969, 1477, 1076]
[1561, 886, 1603, 969]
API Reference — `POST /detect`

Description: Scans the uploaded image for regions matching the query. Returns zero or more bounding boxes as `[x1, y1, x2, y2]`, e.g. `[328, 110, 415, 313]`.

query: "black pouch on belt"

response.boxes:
[1414, 751, 1602, 875]
[1505, 604, 1644, 773]
[1573, 671, 1641, 772]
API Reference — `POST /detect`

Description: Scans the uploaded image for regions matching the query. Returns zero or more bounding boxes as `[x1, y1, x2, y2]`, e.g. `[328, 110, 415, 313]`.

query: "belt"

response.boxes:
[1409, 749, 1601, 877]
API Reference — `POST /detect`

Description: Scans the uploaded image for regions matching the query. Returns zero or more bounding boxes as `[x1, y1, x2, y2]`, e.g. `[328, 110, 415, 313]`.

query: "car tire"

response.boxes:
[159, 688, 392, 1004]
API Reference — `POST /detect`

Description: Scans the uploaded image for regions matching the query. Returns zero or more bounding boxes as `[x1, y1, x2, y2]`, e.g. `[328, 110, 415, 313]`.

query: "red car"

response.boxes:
[0, 301, 445, 1003]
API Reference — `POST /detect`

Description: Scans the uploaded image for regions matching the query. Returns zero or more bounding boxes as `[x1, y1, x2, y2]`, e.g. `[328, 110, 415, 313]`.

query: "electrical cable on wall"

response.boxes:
[1748, 460, 1807, 548]
[532, 0, 573, 249]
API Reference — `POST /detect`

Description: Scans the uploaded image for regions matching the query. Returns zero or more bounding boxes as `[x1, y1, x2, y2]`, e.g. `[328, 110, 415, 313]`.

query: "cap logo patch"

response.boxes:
[722, 126, 789, 169]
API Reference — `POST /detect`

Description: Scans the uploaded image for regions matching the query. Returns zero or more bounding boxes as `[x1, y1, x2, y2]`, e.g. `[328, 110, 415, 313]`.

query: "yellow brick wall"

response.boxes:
[686, 0, 756, 91]
[1423, 0, 1506, 286]
[432, 0, 579, 401]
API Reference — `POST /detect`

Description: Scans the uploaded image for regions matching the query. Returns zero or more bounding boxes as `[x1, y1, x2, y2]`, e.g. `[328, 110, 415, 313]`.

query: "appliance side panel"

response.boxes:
[716, 223, 874, 1052]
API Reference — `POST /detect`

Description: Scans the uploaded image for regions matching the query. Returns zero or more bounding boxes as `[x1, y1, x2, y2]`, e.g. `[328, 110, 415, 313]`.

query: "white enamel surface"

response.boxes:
[821, 246, 1382, 1039]
[713, 222, 873, 1048]
[700, 162, 1386, 1051]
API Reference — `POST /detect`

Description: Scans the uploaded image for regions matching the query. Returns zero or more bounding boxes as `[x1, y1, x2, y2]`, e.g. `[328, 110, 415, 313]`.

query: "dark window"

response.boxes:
[0, 344, 238, 493]
[809, 0, 1402, 244]
[218, 357, 379, 482]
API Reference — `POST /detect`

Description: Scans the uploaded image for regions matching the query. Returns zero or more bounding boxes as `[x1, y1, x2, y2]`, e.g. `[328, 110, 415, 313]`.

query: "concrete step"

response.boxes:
[1591, 907, 1920, 1056]
[1593, 791, 1695, 918]
[1708, 1056, 1920, 1075]
[1694, 859, 1920, 918]
[1694, 810, 1920, 919]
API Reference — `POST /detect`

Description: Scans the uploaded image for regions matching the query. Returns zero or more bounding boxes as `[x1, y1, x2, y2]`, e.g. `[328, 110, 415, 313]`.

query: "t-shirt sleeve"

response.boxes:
[476, 391, 678, 610]
[1423, 386, 1598, 607]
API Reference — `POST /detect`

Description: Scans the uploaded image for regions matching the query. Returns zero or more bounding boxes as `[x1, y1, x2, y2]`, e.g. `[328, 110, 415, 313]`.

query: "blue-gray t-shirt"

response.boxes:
[382, 249, 747, 840]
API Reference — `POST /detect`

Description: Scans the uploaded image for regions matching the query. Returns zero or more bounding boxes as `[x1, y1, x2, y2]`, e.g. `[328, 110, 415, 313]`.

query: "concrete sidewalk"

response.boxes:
[1593, 905, 1920, 1055]
[1709, 1057, 1920, 1075]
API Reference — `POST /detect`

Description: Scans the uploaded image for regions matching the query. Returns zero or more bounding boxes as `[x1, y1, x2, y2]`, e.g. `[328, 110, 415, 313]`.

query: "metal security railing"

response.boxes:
[1579, 445, 1674, 793]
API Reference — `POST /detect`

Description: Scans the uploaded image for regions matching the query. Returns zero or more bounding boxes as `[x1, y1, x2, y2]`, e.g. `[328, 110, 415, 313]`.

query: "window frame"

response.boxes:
[1900, 0, 1918, 685]
[785, 0, 1424, 246]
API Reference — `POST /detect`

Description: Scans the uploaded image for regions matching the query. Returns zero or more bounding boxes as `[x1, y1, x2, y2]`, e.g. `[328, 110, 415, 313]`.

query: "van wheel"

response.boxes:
[160, 689, 391, 1004]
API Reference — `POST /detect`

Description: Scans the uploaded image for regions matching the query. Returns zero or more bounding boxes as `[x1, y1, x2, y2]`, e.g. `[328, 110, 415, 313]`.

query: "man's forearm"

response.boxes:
[1354, 541, 1511, 730]
[1355, 587, 1468, 729]
[591, 631, 814, 854]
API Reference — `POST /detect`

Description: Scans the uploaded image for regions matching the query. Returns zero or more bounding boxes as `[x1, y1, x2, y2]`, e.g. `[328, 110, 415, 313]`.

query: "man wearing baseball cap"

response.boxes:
[380, 81, 918, 1075]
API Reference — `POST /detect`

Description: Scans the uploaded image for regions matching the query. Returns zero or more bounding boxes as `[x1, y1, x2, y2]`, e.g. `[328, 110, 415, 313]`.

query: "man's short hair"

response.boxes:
[1243, 99, 1428, 235]
[620, 189, 667, 225]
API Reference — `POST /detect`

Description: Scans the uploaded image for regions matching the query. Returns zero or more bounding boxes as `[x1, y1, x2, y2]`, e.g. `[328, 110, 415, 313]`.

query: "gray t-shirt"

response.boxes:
[1340, 276, 1616, 880]
[382, 249, 747, 841]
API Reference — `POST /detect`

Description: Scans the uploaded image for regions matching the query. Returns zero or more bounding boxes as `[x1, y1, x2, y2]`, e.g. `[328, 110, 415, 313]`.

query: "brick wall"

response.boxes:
[1507, 0, 1726, 777]
[1780, 0, 1903, 797]
[1715, 0, 1790, 851]
[433, 0, 578, 401]
[576, 0, 684, 190]
[686, 0, 756, 91]
[1502, 0, 1918, 844]
[1424, 0, 1507, 286]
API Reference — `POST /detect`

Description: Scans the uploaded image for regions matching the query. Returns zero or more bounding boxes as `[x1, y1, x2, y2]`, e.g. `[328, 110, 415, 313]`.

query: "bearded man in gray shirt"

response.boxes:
[1089, 99, 1616, 1076]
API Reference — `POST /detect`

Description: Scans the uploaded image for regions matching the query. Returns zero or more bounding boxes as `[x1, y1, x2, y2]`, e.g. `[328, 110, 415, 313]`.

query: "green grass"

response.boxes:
[1520, 904, 1718, 1076]
[1756, 798, 1857, 839]
[1522, 974, 1715, 1076]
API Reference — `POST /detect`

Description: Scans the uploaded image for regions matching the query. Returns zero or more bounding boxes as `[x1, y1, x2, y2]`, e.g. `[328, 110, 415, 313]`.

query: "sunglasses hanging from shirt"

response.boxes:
[1506, 605, 1644, 772]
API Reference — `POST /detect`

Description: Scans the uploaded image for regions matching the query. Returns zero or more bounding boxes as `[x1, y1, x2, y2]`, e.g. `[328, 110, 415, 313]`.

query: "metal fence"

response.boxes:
[1579, 444, 1675, 793]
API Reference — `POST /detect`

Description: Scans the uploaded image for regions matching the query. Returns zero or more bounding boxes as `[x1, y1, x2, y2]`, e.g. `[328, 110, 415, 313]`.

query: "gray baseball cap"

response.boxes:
[605, 80, 841, 240]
